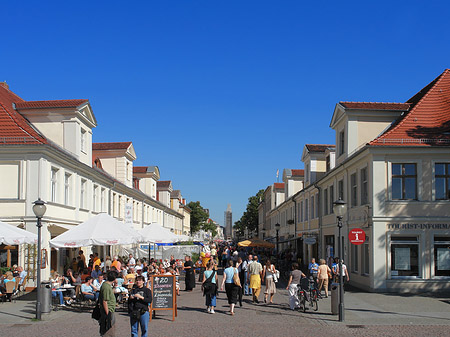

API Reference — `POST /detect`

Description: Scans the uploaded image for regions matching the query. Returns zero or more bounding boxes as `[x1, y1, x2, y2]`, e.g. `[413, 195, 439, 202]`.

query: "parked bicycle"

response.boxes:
[298, 276, 319, 312]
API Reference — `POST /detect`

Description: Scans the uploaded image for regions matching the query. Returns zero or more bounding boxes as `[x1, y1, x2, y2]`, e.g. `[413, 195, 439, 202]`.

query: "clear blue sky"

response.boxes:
[3, 1, 450, 226]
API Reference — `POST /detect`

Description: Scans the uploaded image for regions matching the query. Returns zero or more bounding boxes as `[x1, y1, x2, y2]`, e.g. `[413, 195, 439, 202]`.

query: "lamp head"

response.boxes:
[33, 198, 47, 218]
[275, 223, 281, 230]
[333, 199, 347, 217]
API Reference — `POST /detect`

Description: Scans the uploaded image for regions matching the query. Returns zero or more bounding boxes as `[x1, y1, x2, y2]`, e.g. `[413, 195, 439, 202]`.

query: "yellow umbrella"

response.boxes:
[237, 237, 275, 248]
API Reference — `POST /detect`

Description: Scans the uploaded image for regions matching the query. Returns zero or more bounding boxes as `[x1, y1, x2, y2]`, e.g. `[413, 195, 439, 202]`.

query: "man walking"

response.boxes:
[247, 255, 263, 303]
[99, 271, 117, 336]
[242, 254, 253, 295]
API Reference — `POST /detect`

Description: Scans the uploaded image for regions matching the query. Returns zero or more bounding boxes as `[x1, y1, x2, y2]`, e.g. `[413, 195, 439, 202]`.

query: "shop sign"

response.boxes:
[304, 237, 316, 245]
[349, 228, 366, 245]
[388, 223, 450, 230]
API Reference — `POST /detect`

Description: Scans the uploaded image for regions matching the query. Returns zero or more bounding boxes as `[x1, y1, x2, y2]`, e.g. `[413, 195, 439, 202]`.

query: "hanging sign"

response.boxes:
[304, 237, 316, 245]
[349, 228, 366, 245]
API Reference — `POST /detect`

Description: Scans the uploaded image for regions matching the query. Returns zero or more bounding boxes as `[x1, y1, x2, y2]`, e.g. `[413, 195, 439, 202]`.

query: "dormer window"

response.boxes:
[305, 164, 310, 182]
[339, 130, 345, 156]
[81, 129, 87, 153]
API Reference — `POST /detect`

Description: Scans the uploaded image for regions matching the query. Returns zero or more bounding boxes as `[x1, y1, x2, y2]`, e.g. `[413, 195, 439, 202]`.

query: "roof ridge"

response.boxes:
[372, 69, 450, 143]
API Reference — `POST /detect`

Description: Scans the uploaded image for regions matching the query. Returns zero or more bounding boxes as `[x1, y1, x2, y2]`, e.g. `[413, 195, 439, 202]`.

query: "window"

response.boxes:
[326, 155, 330, 172]
[434, 236, 450, 277]
[81, 129, 86, 153]
[112, 193, 117, 216]
[329, 185, 334, 213]
[300, 201, 303, 222]
[305, 199, 309, 221]
[101, 188, 106, 212]
[305, 164, 310, 182]
[363, 237, 370, 275]
[435, 163, 450, 200]
[93, 185, 98, 211]
[392, 163, 417, 200]
[339, 130, 345, 155]
[323, 188, 328, 215]
[351, 173, 357, 207]
[51, 168, 58, 202]
[80, 179, 86, 209]
[315, 194, 319, 218]
[64, 173, 71, 205]
[351, 244, 359, 273]
[390, 236, 419, 277]
[338, 179, 344, 200]
[360, 167, 368, 205]
[311, 197, 315, 219]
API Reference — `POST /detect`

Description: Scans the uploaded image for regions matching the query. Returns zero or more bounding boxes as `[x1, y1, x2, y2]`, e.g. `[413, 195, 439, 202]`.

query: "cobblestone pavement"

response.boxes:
[1, 279, 449, 337]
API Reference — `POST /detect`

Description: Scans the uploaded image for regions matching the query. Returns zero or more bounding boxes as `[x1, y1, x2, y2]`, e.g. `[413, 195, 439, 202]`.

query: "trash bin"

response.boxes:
[330, 282, 339, 315]
[40, 281, 52, 313]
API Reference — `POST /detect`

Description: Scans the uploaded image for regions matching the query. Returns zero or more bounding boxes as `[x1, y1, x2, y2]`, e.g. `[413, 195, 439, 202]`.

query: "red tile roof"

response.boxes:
[15, 99, 88, 109]
[133, 166, 148, 173]
[291, 169, 304, 176]
[371, 69, 450, 146]
[92, 142, 132, 150]
[0, 85, 47, 145]
[157, 181, 171, 188]
[340, 102, 411, 110]
[305, 144, 335, 152]
[274, 183, 285, 189]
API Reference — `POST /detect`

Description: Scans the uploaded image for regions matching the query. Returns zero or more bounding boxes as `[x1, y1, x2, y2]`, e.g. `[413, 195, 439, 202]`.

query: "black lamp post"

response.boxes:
[333, 198, 347, 322]
[275, 223, 281, 254]
[33, 198, 46, 320]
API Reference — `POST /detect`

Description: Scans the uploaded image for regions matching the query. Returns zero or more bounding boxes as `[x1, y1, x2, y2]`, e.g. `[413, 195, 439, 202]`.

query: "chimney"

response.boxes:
[0, 82, 9, 90]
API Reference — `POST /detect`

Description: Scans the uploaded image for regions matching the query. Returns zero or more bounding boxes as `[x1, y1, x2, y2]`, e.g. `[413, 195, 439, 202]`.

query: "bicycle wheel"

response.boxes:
[300, 293, 306, 312]
[312, 291, 319, 311]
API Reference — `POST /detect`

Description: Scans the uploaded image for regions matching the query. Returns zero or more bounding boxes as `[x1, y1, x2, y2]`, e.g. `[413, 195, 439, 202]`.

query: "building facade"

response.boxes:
[259, 69, 450, 292]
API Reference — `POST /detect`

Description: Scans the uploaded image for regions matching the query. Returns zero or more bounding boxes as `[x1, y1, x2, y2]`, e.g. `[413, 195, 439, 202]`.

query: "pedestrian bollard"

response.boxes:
[330, 282, 339, 315]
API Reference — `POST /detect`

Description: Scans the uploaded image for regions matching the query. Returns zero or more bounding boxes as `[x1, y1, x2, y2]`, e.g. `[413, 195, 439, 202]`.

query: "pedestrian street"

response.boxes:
[1, 275, 449, 337]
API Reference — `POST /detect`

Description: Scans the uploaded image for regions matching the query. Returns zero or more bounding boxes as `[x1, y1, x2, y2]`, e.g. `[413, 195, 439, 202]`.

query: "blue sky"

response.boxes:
[3, 1, 450, 226]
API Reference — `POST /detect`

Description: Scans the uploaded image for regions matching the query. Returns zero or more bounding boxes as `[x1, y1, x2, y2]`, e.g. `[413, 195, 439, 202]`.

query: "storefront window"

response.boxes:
[351, 244, 358, 273]
[434, 236, 450, 277]
[390, 236, 419, 277]
[363, 237, 370, 275]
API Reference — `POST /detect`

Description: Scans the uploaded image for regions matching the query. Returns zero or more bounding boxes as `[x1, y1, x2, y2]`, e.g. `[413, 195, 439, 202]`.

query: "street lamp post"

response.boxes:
[275, 223, 281, 254]
[32, 198, 47, 320]
[333, 199, 347, 322]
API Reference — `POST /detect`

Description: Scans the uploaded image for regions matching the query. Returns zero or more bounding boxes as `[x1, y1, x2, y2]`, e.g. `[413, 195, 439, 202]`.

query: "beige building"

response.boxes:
[0, 83, 188, 282]
[259, 69, 450, 292]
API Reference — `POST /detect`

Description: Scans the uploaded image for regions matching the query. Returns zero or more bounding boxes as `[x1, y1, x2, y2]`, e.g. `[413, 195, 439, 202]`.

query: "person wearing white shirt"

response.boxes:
[92, 274, 105, 292]
[128, 254, 136, 267]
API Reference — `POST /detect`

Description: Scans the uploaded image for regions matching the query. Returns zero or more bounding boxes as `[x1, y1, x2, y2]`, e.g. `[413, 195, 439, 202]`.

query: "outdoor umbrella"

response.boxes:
[237, 237, 275, 248]
[0, 220, 38, 245]
[138, 222, 179, 243]
[49, 213, 143, 248]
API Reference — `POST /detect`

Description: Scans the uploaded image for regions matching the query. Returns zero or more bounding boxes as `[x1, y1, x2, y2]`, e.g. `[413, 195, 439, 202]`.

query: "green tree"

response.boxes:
[233, 219, 245, 238]
[236, 189, 264, 235]
[202, 221, 218, 239]
[187, 201, 209, 234]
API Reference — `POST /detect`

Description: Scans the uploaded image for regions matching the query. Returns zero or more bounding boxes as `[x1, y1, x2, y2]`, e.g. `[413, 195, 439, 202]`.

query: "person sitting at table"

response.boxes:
[17, 266, 27, 286]
[80, 269, 90, 282]
[91, 264, 102, 279]
[92, 273, 104, 292]
[3, 272, 16, 301]
[81, 277, 99, 301]
[113, 274, 129, 302]
[51, 272, 65, 307]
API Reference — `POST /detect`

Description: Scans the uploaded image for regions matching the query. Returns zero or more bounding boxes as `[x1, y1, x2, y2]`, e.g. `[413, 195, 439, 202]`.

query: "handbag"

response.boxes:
[91, 300, 101, 320]
[202, 270, 216, 294]
[130, 308, 142, 320]
[233, 268, 241, 287]
[273, 269, 279, 283]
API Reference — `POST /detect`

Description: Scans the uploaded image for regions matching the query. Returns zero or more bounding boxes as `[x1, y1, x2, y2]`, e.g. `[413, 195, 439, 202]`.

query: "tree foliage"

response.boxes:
[187, 201, 209, 234]
[234, 189, 264, 236]
[202, 221, 218, 239]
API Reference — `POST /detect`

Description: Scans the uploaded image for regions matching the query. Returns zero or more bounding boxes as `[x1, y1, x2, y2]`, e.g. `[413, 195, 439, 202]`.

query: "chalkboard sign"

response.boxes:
[149, 275, 177, 321]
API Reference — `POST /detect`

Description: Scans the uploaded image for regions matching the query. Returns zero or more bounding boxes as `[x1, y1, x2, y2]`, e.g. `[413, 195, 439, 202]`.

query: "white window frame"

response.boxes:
[51, 168, 58, 203]
[64, 173, 71, 205]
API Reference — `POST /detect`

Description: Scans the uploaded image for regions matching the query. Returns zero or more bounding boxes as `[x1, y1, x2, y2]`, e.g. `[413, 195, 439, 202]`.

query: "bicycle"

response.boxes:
[297, 276, 319, 312]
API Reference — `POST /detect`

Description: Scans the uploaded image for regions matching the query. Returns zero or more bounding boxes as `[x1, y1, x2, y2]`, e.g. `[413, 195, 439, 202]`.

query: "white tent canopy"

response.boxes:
[0, 220, 37, 245]
[49, 213, 143, 248]
[139, 222, 180, 243]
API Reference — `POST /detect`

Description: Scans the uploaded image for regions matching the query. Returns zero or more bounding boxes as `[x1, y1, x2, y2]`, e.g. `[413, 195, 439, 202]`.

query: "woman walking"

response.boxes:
[317, 259, 331, 298]
[202, 261, 217, 314]
[221, 260, 239, 315]
[128, 275, 152, 337]
[285, 263, 306, 310]
[262, 259, 276, 304]
[183, 256, 195, 291]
